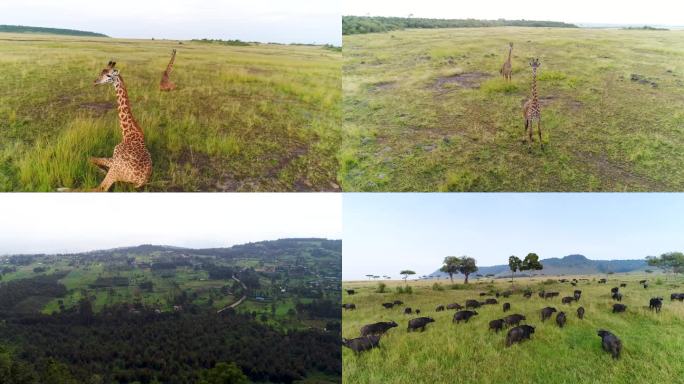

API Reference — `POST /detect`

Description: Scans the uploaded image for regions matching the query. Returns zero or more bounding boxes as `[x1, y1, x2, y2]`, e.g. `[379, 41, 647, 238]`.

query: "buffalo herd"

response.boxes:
[343, 279, 683, 358]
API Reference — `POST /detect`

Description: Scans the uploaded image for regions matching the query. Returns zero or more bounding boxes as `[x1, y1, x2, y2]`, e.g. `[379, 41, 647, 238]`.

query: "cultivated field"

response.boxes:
[342, 275, 684, 384]
[341, 27, 684, 191]
[0, 33, 341, 191]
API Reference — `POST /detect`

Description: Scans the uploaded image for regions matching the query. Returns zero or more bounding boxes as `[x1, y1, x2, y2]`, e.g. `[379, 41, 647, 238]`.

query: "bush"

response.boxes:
[396, 286, 413, 294]
[432, 283, 444, 291]
[542, 279, 556, 285]
[376, 282, 387, 293]
[656, 278, 664, 285]
[481, 79, 519, 94]
[448, 284, 466, 290]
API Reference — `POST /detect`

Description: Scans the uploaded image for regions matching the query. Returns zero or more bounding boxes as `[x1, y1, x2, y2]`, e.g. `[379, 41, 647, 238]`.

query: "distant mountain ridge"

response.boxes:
[0, 25, 108, 37]
[432, 254, 648, 278]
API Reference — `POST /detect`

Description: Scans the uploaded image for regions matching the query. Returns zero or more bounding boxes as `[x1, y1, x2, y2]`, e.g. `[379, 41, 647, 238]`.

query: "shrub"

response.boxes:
[543, 279, 556, 285]
[448, 284, 466, 290]
[656, 278, 664, 285]
[396, 286, 413, 294]
[481, 79, 519, 94]
[432, 283, 444, 291]
[376, 282, 387, 293]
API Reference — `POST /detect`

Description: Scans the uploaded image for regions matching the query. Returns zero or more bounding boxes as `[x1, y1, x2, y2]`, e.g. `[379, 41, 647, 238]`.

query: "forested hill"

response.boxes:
[0, 25, 108, 37]
[343, 16, 578, 35]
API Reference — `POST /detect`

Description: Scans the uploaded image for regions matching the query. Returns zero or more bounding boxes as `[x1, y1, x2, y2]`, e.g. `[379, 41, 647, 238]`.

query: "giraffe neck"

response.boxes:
[166, 51, 176, 73]
[112, 75, 144, 142]
[531, 69, 538, 105]
[507, 47, 512, 63]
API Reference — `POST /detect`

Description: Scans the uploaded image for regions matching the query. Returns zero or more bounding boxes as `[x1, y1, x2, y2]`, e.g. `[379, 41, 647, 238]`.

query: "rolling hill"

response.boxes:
[0, 25, 108, 37]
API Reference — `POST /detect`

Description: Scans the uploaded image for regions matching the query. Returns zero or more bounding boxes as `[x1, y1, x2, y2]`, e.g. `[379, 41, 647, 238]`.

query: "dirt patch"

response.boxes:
[368, 81, 397, 92]
[630, 73, 658, 88]
[433, 72, 491, 91]
[80, 101, 116, 116]
[576, 151, 661, 190]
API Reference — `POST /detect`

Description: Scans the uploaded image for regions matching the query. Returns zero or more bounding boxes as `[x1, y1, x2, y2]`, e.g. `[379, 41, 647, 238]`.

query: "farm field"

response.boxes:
[341, 27, 684, 191]
[342, 275, 684, 384]
[0, 33, 341, 191]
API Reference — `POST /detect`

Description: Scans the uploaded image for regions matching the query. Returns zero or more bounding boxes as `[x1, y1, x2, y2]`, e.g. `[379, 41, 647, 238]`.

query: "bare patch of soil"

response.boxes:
[368, 81, 397, 92]
[79, 101, 115, 116]
[433, 72, 491, 91]
[576, 151, 661, 190]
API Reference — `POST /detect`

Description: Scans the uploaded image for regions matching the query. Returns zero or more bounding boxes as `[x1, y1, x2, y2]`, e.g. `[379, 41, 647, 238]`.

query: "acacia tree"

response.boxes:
[508, 255, 522, 283]
[521, 253, 543, 275]
[647, 252, 684, 278]
[447, 256, 478, 284]
[440, 256, 461, 283]
[400, 270, 416, 285]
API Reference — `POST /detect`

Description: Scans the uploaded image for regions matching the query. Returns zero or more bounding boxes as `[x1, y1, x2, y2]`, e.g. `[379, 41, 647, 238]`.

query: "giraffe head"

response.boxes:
[94, 60, 120, 86]
[529, 58, 541, 69]
[509, 42, 513, 49]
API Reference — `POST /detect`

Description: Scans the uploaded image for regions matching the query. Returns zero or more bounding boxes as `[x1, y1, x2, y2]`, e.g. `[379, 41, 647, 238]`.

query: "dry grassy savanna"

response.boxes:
[342, 275, 684, 384]
[0, 33, 341, 191]
[341, 27, 684, 191]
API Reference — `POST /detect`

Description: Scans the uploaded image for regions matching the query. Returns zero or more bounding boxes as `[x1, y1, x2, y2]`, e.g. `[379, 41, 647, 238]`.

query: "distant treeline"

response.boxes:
[342, 16, 578, 35]
[622, 26, 669, 31]
[0, 25, 108, 37]
[191, 38, 251, 46]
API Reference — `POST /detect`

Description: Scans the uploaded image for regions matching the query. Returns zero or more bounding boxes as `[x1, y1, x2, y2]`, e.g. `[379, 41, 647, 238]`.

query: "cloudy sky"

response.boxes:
[0, 193, 341, 255]
[0, 0, 341, 44]
[345, 0, 684, 26]
[343, 193, 684, 280]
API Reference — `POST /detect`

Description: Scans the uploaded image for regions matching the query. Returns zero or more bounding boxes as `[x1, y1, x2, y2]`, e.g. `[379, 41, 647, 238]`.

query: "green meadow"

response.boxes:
[342, 275, 684, 384]
[341, 27, 684, 191]
[0, 33, 341, 191]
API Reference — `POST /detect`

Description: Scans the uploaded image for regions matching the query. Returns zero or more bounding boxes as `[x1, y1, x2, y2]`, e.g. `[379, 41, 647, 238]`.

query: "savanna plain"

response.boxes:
[341, 27, 684, 191]
[342, 275, 684, 384]
[0, 33, 341, 191]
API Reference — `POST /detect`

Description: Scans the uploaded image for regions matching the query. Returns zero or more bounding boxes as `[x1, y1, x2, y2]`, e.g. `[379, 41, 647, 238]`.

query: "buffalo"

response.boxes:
[342, 335, 380, 353]
[597, 330, 622, 359]
[485, 298, 498, 305]
[446, 303, 463, 310]
[436, 305, 445, 312]
[620, 283, 627, 287]
[562, 296, 575, 304]
[544, 292, 560, 299]
[404, 307, 412, 315]
[541, 307, 557, 321]
[489, 319, 505, 333]
[502, 290, 512, 298]
[503, 302, 511, 312]
[523, 292, 532, 299]
[556, 312, 567, 328]
[360, 321, 398, 336]
[538, 291, 546, 298]
[643, 283, 649, 289]
[577, 306, 585, 319]
[610, 287, 619, 294]
[465, 299, 481, 309]
[504, 314, 526, 327]
[649, 297, 663, 313]
[346, 289, 356, 295]
[612, 304, 627, 313]
[393, 300, 404, 306]
[611, 292, 623, 302]
[639, 279, 647, 284]
[416, 309, 421, 315]
[598, 278, 607, 284]
[407, 317, 435, 332]
[671, 293, 684, 301]
[505, 325, 535, 347]
[342, 304, 356, 310]
[382, 302, 394, 309]
[453, 310, 478, 324]
[573, 290, 582, 301]
[479, 292, 488, 296]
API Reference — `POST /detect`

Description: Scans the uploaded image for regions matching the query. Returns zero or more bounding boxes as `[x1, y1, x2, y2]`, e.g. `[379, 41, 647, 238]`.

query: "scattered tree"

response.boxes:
[400, 270, 416, 284]
[440, 256, 460, 283]
[198, 362, 249, 384]
[521, 253, 543, 275]
[508, 255, 522, 282]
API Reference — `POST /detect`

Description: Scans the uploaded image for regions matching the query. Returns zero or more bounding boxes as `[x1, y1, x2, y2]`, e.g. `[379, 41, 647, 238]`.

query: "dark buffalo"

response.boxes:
[562, 296, 575, 304]
[620, 283, 627, 287]
[465, 299, 481, 309]
[382, 302, 394, 309]
[446, 303, 463, 310]
[407, 317, 435, 332]
[556, 311, 567, 328]
[504, 314, 526, 327]
[611, 292, 623, 302]
[577, 306, 585, 319]
[612, 304, 627, 313]
[505, 325, 535, 347]
[541, 307, 557, 321]
[436, 305, 445, 312]
[502, 290, 512, 298]
[360, 321, 398, 336]
[489, 319, 505, 333]
[479, 292, 487, 296]
[544, 292, 560, 299]
[346, 289, 356, 295]
[598, 278, 607, 284]
[611, 287, 619, 294]
[404, 307, 412, 315]
[416, 309, 421, 315]
[485, 298, 498, 305]
[639, 280, 647, 284]
[538, 291, 546, 298]
[342, 335, 380, 353]
[342, 303, 356, 310]
[671, 293, 684, 301]
[571, 282, 577, 286]
[503, 302, 511, 312]
[649, 297, 663, 313]
[643, 283, 649, 289]
[523, 292, 532, 298]
[453, 310, 478, 324]
[597, 330, 622, 359]
[393, 300, 404, 306]
[573, 290, 582, 301]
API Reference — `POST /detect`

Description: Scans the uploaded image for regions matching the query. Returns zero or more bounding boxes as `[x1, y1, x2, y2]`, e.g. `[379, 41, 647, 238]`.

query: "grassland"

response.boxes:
[342, 275, 684, 384]
[0, 33, 341, 191]
[341, 27, 684, 191]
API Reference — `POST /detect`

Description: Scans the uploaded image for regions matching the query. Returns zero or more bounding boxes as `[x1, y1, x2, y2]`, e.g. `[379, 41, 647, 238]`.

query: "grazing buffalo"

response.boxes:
[523, 292, 532, 298]
[671, 293, 684, 301]
[612, 304, 627, 313]
[485, 298, 498, 305]
[562, 296, 575, 304]
[503, 303, 511, 312]
[577, 306, 585, 319]
[436, 305, 445, 312]
[404, 307, 412, 315]
[538, 291, 546, 298]
[639, 280, 647, 284]
[416, 309, 421, 315]
[598, 278, 607, 284]
[610, 287, 619, 294]
[573, 290, 582, 301]
[495, 292, 501, 298]
[597, 330, 622, 359]
[620, 283, 627, 287]
[556, 312, 567, 328]
[505, 325, 535, 347]
[649, 297, 663, 313]
[489, 319, 505, 333]
[479, 292, 487, 296]
[342, 335, 380, 353]
[407, 317, 435, 332]
[382, 302, 394, 309]
[342, 304, 356, 310]
[453, 310, 478, 324]
[541, 307, 557, 321]
[502, 290, 512, 298]
[611, 292, 623, 302]
[346, 289, 356, 295]
[571, 282, 577, 286]
[360, 321, 398, 336]
[465, 300, 481, 309]
[446, 303, 463, 310]
[544, 292, 560, 299]
[504, 314, 526, 327]
[643, 283, 649, 289]
[393, 300, 404, 306]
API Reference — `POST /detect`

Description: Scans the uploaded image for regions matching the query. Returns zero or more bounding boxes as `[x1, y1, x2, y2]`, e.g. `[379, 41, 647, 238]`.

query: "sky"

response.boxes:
[345, 0, 684, 26]
[343, 193, 684, 280]
[0, 193, 341, 255]
[0, 0, 341, 45]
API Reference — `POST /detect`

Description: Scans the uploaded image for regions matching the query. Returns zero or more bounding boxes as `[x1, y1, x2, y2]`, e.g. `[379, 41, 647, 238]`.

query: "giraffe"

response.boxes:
[523, 58, 543, 150]
[91, 60, 152, 191]
[500, 42, 513, 81]
[159, 49, 177, 91]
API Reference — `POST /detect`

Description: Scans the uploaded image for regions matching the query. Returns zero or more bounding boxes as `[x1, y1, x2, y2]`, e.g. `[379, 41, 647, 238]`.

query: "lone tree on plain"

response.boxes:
[400, 270, 416, 284]
[521, 253, 544, 275]
[365, 274, 374, 280]
[647, 252, 684, 278]
[508, 255, 523, 282]
[457, 256, 478, 284]
[440, 256, 461, 283]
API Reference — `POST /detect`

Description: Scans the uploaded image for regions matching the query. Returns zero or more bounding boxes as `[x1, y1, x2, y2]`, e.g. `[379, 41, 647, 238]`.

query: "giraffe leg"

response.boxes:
[89, 157, 113, 173]
[528, 120, 534, 144]
[538, 119, 544, 150]
[523, 119, 529, 143]
[92, 170, 117, 192]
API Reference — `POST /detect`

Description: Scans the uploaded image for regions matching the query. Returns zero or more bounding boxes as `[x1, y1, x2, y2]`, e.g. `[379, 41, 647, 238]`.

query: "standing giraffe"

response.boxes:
[523, 58, 543, 150]
[500, 42, 513, 81]
[159, 49, 177, 91]
[91, 60, 152, 191]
